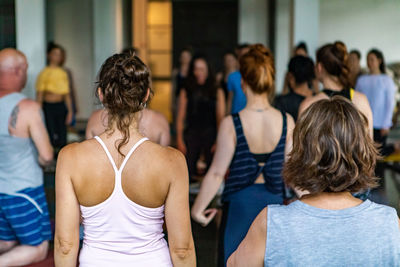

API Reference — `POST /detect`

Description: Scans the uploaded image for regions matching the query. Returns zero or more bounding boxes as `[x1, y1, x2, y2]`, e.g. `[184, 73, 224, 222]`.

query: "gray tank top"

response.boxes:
[0, 93, 43, 194]
[265, 199, 400, 266]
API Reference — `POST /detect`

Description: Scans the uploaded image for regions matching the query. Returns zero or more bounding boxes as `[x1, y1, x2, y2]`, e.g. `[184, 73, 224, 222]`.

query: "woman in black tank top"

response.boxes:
[299, 41, 372, 136]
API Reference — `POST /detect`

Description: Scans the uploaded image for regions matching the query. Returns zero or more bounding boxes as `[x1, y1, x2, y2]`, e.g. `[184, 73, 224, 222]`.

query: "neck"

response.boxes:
[105, 113, 141, 137]
[300, 191, 362, 210]
[245, 91, 271, 110]
[293, 83, 312, 97]
[322, 76, 343, 91]
[370, 69, 381, 75]
[49, 63, 59, 68]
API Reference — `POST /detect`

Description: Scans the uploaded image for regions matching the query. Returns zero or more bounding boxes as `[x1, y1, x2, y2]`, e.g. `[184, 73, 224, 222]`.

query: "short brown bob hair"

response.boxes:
[283, 96, 379, 194]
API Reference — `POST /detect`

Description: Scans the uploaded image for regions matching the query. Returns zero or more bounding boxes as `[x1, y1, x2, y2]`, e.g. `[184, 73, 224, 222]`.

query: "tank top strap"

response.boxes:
[231, 113, 246, 144]
[118, 137, 149, 173]
[94, 136, 149, 175]
[277, 111, 287, 146]
[94, 136, 119, 174]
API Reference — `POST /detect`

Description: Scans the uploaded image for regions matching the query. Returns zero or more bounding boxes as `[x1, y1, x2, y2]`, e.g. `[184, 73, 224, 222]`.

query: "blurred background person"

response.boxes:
[36, 42, 73, 151]
[281, 42, 319, 95]
[86, 107, 170, 147]
[216, 51, 238, 104]
[228, 97, 400, 267]
[176, 54, 225, 181]
[0, 48, 53, 266]
[274, 55, 315, 121]
[356, 48, 397, 157]
[226, 44, 250, 114]
[55, 53, 195, 266]
[191, 44, 294, 266]
[348, 49, 364, 89]
[299, 41, 373, 137]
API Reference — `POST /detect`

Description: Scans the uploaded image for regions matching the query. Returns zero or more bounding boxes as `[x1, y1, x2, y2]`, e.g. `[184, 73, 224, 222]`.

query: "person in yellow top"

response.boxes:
[36, 43, 73, 150]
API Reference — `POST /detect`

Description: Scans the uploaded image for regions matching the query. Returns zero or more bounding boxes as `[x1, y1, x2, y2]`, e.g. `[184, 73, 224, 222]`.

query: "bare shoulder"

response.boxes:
[299, 93, 326, 114]
[145, 109, 168, 124]
[88, 109, 106, 122]
[144, 143, 188, 178]
[285, 113, 295, 130]
[58, 139, 97, 165]
[352, 90, 369, 104]
[18, 98, 41, 113]
[220, 115, 234, 129]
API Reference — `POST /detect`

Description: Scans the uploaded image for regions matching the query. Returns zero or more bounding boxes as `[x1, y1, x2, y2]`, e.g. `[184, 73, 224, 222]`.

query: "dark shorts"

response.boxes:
[0, 186, 52, 245]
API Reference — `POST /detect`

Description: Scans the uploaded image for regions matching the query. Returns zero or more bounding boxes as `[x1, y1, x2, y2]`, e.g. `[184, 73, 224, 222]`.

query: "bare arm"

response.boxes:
[164, 149, 196, 266]
[36, 91, 44, 108]
[191, 117, 236, 226]
[54, 146, 81, 266]
[25, 101, 53, 165]
[64, 93, 73, 125]
[227, 91, 233, 115]
[216, 88, 226, 128]
[176, 89, 188, 154]
[353, 92, 374, 138]
[282, 72, 290, 95]
[227, 208, 267, 267]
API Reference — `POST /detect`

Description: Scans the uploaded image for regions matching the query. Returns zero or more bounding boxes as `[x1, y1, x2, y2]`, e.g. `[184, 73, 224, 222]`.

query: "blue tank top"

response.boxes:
[222, 112, 287, 201]
[265, 200, 400, 266]
[0, 93, 43, 194]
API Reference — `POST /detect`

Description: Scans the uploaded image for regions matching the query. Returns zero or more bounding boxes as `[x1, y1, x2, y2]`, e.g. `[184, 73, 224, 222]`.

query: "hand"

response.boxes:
[191, 208, 218, 227]
[177, 138, 187, 155]
[380, 128, 390, 137]
[65, 112, 73, 126]
[211, 143, 217, 153]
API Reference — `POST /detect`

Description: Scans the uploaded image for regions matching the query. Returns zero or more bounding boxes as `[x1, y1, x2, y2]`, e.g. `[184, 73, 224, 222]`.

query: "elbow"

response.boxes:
[170, 243, 195, 262]
[54, 236, 75, 256]
[40, 151, 54, 165]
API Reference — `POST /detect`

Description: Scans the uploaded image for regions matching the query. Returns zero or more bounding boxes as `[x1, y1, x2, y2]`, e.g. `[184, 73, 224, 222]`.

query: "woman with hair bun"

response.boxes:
[191, 44, 295, 266]
[299, 41, 373, 136]
[54, 53, 195, 266]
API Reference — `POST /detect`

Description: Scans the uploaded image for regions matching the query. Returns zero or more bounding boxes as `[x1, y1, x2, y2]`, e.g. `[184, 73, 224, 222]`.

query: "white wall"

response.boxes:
[320, 0, 400, 67]
[15, 0, 46, 99]
[274, 0, 291, 94]
[238, 0, 268, 45]
[293, 0, 319, 60]
[93, 0, 129, 78]
[46, 0, 131, 119]
[46, 0, 94, 120]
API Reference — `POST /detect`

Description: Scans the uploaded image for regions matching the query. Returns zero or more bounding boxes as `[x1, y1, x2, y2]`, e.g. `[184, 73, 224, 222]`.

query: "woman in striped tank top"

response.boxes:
[191, 44, 295, 266]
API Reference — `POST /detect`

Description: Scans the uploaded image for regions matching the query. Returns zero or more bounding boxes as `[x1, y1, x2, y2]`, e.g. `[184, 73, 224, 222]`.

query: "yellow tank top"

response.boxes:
[36, 66, 70, 95]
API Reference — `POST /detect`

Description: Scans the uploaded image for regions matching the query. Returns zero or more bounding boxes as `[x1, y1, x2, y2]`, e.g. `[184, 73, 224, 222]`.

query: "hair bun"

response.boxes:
[332, 41, 347, 62]
[239, 43, 275, 96]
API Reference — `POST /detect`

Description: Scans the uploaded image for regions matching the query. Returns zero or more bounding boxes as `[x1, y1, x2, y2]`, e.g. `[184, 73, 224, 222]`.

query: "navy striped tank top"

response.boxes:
[222, 112, 287, 201]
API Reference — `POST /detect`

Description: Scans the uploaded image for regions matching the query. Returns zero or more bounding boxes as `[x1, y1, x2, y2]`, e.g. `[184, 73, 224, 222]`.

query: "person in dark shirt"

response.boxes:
[176, 54, 225, 180]
[274, 55, 315, 121]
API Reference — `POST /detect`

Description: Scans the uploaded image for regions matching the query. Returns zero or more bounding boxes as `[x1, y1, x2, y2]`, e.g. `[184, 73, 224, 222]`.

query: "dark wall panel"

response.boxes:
[173, 0, 238, 72]
[0, 0, 16, 49]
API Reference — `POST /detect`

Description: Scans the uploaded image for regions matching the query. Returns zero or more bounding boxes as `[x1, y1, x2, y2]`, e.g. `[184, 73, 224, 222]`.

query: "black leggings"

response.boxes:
[43, 101, 67, 149]
[184, 128, 216, 179]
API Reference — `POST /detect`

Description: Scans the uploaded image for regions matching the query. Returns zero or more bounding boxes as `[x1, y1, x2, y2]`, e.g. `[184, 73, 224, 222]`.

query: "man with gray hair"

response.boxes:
[0, 48, 53, 266]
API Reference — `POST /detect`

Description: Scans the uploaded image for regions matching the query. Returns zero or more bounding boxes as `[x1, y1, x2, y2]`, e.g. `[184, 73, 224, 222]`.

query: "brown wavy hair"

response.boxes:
[317, 41, 351, 89]
[96, 52, 152, 156]
[283, 96, 379, 193]
[239, 44, 275, 98]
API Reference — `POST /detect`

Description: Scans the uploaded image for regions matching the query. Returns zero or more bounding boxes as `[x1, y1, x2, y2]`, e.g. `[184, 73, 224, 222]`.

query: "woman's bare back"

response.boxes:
[64, 133, 180, 208]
